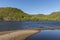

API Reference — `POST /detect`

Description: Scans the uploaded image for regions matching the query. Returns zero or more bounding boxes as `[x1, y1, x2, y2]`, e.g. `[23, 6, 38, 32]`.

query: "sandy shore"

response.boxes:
[0, 30, 39, 40]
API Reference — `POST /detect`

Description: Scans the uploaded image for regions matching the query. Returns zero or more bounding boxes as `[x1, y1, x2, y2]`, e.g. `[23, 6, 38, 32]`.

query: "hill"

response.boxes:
[30, 14, 47, 21]
[0, 7, 30, 21]
[0, 7, 60, 21]
[30, 12, 60, 21]
[47, 12, 60, 20]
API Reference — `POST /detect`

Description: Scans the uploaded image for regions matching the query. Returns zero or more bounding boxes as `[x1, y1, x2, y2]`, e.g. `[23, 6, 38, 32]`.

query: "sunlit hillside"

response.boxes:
[0, 7, 60, 21]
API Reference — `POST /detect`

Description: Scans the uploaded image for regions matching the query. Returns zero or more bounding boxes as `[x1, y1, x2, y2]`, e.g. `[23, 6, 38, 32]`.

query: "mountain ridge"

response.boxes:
[0, 7, 60, 21]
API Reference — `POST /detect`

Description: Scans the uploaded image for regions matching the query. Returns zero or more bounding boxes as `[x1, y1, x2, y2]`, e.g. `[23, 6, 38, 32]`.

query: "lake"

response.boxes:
[27, 30, 60, 40]
[0, 21, 60, 31]
[0, 21, 60, 40]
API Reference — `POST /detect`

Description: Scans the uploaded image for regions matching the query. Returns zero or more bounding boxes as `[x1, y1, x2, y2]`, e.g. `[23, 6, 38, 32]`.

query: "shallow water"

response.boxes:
[27, 30, 60, 40]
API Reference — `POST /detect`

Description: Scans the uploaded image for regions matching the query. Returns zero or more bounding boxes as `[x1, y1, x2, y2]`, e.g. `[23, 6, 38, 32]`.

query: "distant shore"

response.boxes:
[0, 30, 39, 40]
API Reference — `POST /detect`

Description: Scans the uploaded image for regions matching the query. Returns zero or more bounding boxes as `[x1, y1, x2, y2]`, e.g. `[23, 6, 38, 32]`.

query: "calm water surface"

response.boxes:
[27, 30, 60, 40]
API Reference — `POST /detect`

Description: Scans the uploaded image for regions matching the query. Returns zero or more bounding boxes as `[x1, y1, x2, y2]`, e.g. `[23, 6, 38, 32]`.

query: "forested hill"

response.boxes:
[0, 7, 30, 21]
[0, 7, 60, 21]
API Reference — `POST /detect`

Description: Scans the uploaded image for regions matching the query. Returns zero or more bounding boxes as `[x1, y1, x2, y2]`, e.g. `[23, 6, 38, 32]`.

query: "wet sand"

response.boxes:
[0, 30, 39, 40]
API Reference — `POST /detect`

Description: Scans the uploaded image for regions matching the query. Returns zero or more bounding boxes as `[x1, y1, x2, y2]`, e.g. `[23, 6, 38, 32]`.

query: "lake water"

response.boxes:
[0, 21, 60, 31]
[27, 30, 60, 40]
[0, 21, 60, 40]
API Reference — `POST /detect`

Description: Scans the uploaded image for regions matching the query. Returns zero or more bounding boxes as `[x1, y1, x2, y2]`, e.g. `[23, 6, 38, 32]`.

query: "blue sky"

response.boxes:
[0, 0, 60, 15]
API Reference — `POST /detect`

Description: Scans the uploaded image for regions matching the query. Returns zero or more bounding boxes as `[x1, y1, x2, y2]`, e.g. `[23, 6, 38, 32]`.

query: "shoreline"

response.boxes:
[0, 30, 40, 40]
[25, 30, 40, 40]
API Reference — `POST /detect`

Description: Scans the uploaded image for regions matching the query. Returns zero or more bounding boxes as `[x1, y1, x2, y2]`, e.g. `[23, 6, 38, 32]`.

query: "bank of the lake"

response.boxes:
[0, 30, 39, 40]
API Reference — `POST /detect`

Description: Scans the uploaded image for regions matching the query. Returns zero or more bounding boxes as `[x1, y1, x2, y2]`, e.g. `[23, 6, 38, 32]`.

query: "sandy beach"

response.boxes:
[0, 30, 39, 40]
